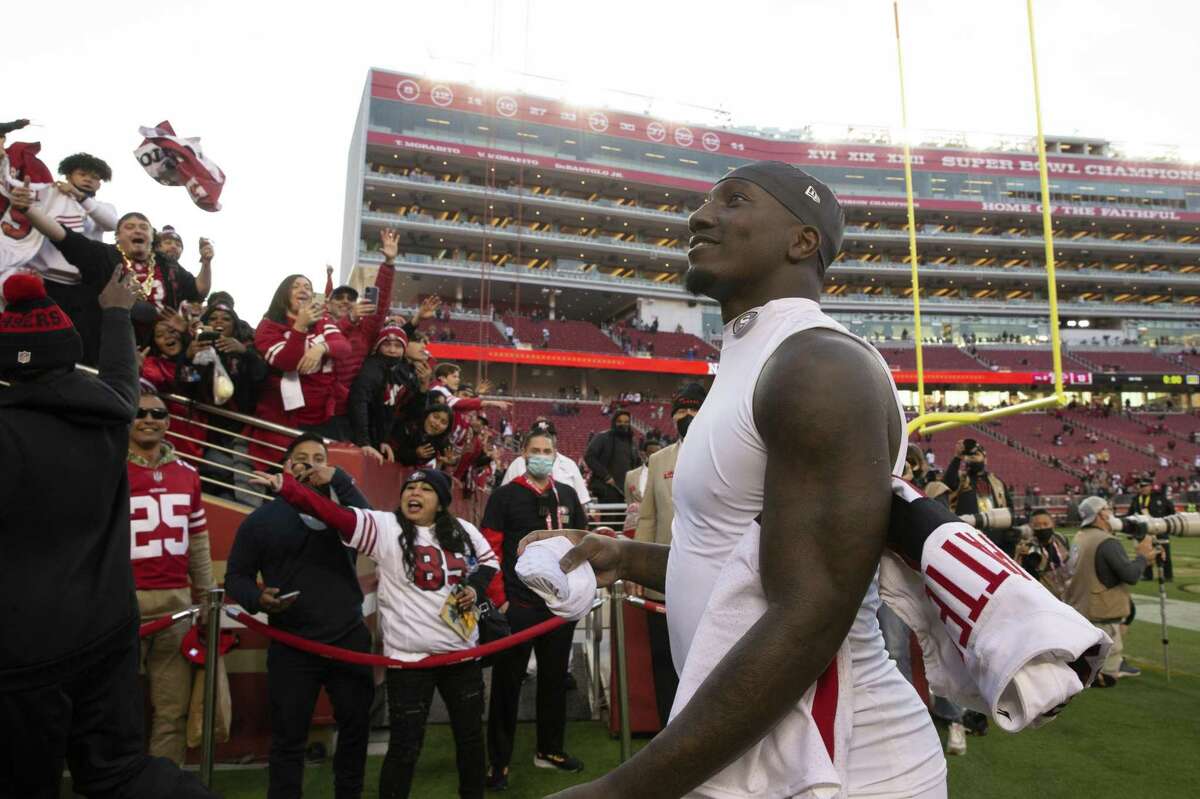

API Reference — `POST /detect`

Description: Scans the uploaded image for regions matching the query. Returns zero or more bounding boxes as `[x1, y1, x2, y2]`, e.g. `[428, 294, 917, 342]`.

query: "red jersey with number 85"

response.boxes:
[128, 459, 207, 590]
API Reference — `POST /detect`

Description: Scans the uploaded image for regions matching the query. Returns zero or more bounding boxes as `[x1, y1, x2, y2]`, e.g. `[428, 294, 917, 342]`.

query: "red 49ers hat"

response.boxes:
[180, 625, 240, 665]
[0, 272, 82, 371]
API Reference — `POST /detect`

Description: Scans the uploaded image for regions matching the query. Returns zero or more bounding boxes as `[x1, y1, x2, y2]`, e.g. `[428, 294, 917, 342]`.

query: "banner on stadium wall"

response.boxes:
[367, 132, 1200, 224]
[371, 70, 1200, 188]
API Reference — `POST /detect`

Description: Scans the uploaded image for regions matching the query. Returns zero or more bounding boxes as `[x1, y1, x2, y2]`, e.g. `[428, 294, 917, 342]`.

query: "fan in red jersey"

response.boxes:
[127, 390, 215, 766]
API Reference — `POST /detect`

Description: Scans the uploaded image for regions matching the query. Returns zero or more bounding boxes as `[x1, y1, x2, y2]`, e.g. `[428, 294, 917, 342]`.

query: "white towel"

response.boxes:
[881, 478, 1111, 731]
[668, 524, 851, 799]
[515, 536, 596, 621]
[280, 370, 305, 411]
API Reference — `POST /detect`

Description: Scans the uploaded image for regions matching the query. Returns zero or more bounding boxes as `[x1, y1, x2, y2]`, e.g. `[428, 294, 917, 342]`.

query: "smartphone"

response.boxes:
[363, 285, 379, 305]
[197, 329, 220, 343]
[278, 590, 301, 601]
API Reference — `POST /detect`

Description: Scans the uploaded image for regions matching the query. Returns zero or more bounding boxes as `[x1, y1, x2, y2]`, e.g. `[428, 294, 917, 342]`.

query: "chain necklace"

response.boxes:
[115, 245, 157, 301]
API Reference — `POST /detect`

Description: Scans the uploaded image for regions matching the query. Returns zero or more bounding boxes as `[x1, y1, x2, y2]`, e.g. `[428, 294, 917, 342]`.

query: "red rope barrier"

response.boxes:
[228, 608, 577, 669]
[625, 596, 667, 615]
[139, 609, 197, 638]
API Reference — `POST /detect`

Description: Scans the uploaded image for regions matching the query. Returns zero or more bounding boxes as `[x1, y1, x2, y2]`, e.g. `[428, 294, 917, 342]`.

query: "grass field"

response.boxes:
[201, 538, 1200, 798]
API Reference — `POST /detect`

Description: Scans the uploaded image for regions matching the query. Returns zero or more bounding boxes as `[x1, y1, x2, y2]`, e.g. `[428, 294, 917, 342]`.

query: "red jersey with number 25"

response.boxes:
[128, 459, 207, 590]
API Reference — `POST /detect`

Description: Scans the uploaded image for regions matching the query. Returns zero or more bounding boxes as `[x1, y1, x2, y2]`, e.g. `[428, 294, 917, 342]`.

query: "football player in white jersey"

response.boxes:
[523, 162, 945, 798]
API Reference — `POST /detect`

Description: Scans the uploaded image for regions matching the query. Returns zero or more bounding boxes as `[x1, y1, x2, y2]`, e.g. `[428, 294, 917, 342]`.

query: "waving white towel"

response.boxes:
[882, 477, 1111, 731]
[515, 536, 596, 621]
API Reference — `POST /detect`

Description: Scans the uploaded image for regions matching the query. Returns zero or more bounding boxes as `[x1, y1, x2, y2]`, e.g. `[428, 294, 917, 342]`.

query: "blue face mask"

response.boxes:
[527, 454, 555, 479]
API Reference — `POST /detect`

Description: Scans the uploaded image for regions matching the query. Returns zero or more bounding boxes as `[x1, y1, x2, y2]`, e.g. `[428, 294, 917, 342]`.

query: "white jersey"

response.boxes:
[344, 509, 497, 662]
[502, 453, 591, 504]
[0, 167, 115, 281]
[667, 297, 943, 797]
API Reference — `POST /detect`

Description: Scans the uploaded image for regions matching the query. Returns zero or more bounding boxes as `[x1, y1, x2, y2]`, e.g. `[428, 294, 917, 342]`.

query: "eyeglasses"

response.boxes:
[135, 408, 170, 420]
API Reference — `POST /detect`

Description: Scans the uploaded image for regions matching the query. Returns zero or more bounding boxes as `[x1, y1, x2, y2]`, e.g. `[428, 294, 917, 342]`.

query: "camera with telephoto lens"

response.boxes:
[958, 507, 1032, 556]
[1110, 512, 1200, 542]
[958, 507, 1031, 538]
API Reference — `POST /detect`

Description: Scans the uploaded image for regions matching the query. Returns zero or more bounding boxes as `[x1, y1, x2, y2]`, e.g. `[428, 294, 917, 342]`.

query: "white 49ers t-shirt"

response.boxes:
[344, 509, 497, 661]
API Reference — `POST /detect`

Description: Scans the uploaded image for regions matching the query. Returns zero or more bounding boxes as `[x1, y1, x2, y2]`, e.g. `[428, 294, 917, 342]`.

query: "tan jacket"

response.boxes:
[634, 442, 680, 601]
[623, 464, 649, 531]
[1064, 526, 1132, 622]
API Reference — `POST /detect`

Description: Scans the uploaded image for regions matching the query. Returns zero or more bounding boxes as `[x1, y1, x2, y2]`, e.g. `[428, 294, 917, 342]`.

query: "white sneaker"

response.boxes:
[946, 722, 967, 756]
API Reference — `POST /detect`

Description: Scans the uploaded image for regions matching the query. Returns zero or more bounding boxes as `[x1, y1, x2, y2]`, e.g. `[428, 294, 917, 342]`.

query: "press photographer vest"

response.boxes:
[1064, 526, 1131, 622]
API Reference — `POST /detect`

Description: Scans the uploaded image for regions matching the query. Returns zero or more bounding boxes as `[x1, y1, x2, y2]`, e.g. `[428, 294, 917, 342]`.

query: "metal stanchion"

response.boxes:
[591, 593, 604, 718]
[200, 587, 225, 787]
[613, 581, 632, 762]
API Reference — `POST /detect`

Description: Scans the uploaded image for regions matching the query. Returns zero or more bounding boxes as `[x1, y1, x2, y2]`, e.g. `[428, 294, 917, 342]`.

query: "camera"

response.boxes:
[1111, 512, 1200, 542]
[197, 328, 221, 343]
[959, 507, 1031, 538]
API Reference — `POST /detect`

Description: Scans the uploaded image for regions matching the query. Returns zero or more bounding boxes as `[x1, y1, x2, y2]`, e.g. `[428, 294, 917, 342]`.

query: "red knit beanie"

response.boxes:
[0, 272, 83, 370]
[374, 321, 409, 353]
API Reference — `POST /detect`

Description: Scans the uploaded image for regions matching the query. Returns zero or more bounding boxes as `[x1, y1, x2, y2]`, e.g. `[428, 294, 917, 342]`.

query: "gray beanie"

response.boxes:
[1078, 496, 1108, 527]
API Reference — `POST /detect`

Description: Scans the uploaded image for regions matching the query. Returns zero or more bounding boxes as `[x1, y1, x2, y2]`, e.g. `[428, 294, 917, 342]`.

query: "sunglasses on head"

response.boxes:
[135, 408, 170, 420]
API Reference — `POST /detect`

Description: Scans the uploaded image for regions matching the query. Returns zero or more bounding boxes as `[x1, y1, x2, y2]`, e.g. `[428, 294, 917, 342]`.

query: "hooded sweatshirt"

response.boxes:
[584, 414, 640, 491]
[0, 308, 140, 691]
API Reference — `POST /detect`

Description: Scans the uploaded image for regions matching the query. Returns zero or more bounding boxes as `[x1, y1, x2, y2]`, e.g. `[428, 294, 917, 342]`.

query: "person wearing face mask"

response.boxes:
[1065, 496, 1161, 687]
[632, 382, 707, 730]
[479, 431, 589, 790]
[349, 321, 426, 464]
[501, 419, 592, 504]
[943, 438, 1008, 524]
[584, 408, 640, 505]
[225, 433, 374, 798]
[1016, 509, 1072, 600]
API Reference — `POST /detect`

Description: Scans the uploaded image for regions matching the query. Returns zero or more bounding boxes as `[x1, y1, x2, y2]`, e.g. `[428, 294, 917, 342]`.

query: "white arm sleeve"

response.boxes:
[81, 198, 118, 234]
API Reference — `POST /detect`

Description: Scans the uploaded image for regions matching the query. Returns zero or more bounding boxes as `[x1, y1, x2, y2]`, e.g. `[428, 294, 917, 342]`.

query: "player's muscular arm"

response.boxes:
[596, 330, 897, 798]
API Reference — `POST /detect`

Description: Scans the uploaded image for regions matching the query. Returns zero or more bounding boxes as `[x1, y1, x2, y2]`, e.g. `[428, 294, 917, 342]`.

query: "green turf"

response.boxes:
[204, 627, 1200, 798]
[208, 720, 647, 798]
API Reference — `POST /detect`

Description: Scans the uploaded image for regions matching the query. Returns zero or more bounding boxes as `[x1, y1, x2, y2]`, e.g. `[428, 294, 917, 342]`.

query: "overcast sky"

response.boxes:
[4, 0, 1197, 321]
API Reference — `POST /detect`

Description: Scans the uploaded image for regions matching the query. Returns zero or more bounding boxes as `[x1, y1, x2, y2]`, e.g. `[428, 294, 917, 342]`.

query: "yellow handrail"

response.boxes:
[907, 0, 1068, 436]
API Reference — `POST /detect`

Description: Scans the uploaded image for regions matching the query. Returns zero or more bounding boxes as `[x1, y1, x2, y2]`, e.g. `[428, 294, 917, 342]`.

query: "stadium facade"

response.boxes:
[341, 68, 1200, 407]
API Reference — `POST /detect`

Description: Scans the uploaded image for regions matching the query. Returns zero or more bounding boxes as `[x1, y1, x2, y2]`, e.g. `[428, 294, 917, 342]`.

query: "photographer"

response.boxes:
[1016, 510, 1072, 600]
[1065, 496, 1161, 687]
[1125, 477, 1175, 581]
[945, 438, 1009, 535]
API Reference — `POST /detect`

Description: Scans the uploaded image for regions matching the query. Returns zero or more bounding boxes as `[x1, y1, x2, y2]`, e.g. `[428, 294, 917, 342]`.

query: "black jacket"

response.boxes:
[347, 354, 424, 447]
[1125, 491, 1174, 519]
[481, 479, 588, 608]
[0, 309, 140, 690]
[584, 421, 639, 491]
[200, 347, 268, 434]
[224, 469, 371, 644]
[52, 230, 202, 364]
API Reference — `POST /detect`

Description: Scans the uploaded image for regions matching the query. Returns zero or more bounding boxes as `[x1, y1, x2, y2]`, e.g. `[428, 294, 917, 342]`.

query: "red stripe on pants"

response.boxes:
[812, 657, 839, 761]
